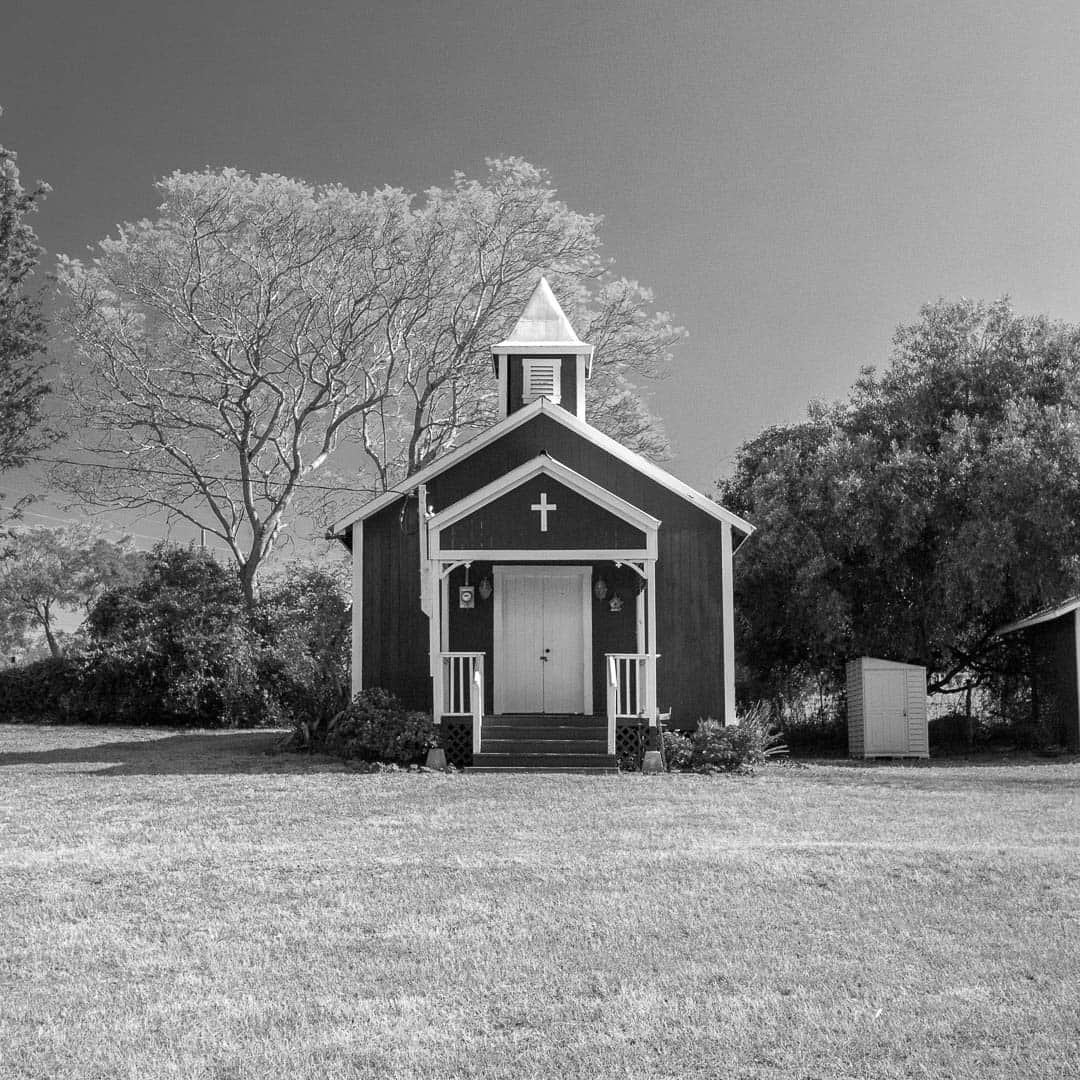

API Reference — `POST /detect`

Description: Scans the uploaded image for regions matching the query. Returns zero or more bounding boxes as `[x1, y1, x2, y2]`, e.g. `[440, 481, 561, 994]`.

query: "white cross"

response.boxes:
[531, 491, 557, 532]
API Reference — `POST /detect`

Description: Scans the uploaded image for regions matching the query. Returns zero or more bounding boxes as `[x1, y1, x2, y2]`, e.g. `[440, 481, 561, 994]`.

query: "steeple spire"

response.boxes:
[497, 277, 582, 348]
[491, 277, 594, 422]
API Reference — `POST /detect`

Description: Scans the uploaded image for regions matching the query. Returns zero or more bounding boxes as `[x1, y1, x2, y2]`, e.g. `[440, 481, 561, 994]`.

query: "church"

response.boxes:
[330, 278, 754, 769]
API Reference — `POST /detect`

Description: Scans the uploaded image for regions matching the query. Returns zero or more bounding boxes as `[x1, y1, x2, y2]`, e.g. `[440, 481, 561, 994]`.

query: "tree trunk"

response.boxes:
[239, 557, 261, 610]
[43, 620, 62, 658]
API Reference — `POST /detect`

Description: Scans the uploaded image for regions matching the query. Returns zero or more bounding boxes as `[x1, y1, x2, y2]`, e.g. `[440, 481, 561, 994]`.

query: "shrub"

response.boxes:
[255, 564, 351, 737]
[689, 703, 787, 773]
[0, 655, 82, 722]
[662, 729, 693, 770]
[322, 688, 437, 764]
[779, 710, 847, 756]
[83, 544, 272, 727]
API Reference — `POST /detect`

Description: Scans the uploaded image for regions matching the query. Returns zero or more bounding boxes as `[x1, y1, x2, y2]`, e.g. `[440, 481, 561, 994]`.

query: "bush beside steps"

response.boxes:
[296, 688, 441, 768]
[660, 703, 787, 774]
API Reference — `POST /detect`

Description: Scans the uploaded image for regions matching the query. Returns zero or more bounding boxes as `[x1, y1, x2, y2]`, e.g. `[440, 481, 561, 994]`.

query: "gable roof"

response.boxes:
[996, 596, 1080, 636]
[330, 397, 754, 543]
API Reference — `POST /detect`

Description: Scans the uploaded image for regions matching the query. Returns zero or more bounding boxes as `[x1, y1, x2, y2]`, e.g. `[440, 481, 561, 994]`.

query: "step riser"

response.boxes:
[482, 739, 608, 754]
[484, 716, 603, 727]
[472, 754, 618, 769]
[489, 715, 602, 720]
[481, 734, 609, 743]
[470, 768, 619, 774]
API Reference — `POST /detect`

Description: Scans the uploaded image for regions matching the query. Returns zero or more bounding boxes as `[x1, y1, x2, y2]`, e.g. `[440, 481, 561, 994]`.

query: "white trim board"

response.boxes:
[330, 398, 754, 539]
[350, 520, 363, 698]
[433, 548, 655, 562]
[428, 453, 660, 544]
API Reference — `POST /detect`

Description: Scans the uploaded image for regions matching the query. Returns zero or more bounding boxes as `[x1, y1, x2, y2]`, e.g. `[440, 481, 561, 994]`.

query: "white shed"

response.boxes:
[846, 657, 929, 758]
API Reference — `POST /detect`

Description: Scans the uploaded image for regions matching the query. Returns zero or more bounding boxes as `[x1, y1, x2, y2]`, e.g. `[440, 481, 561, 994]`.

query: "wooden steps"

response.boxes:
[470, 714, 617, 773]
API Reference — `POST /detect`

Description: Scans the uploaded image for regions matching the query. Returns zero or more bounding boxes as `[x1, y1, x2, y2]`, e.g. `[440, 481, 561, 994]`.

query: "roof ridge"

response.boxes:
[329, 398, 754, 540]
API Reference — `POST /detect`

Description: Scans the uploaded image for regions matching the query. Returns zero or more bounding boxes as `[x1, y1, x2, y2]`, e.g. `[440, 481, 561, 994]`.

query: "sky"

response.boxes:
[5, 0, 1080, 549]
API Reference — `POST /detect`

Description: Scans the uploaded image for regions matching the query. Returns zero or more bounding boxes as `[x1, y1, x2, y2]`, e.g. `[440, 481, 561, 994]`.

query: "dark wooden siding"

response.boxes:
[440, 475, 647, 551]
[590, 562, 641, 709]
[1028, 616, 1080, 748]
[447, 562, 495, 707]
[359, 499, 430, 710]
[429, 414, 732, 724]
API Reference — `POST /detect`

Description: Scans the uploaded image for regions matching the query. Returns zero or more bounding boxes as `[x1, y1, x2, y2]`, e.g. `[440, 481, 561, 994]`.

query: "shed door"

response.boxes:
[867, 669, 909, 754]
[495, 567, 590, 714]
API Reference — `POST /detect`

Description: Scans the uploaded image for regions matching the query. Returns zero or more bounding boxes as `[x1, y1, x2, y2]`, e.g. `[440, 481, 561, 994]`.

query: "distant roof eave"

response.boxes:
[996, 596, 1080, 636]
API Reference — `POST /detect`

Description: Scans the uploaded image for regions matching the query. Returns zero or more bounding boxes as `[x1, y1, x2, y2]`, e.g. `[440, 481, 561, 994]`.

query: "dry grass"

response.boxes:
[2, 724, 1079, 1079]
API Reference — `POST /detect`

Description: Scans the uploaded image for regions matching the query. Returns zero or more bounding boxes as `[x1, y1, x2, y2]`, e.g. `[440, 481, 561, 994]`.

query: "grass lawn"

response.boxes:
[1, 726, 1079, 1079]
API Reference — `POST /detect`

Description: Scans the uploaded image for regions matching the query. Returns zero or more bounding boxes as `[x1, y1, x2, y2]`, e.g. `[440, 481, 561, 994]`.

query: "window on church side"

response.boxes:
[522, 358, 561, 404]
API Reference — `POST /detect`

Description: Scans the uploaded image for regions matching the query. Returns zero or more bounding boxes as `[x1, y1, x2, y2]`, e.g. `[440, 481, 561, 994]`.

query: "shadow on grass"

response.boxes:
[786, 751, 1080, 792]
[796, 751, 1080, 769]
[0, 727, 349, 777]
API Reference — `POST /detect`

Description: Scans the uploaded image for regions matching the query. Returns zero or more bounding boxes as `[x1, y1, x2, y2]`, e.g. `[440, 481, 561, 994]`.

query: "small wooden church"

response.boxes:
[330, 278, 754, 769]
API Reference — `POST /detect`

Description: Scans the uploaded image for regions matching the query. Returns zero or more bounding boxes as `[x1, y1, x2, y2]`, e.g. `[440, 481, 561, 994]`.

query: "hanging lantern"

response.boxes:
[593, 577, 609, 601]
[478, 576, 493, 601]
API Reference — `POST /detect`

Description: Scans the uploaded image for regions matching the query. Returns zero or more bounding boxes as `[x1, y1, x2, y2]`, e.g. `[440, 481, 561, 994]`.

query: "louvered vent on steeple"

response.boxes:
[522, 358, 561, 404]
[491, 277, 594, 421]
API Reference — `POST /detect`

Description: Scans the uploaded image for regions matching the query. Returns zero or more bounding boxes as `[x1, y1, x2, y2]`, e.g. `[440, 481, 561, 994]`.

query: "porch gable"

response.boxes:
[429, 454, 659, 560]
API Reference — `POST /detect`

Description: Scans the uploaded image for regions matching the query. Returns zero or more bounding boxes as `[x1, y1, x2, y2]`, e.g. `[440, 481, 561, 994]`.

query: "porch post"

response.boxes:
[645, 559, 658, 725]
[606, 655, 617, 755]
[429, 560, 442, 724]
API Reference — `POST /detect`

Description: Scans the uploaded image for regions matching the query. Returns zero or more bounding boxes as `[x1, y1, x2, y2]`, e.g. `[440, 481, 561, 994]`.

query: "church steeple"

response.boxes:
[491, 277, 594, 421]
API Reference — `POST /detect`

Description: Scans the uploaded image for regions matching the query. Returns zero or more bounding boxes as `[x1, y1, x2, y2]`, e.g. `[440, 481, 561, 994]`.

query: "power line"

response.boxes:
[0, 504, 222, 547]
[23, 453, 382, 496]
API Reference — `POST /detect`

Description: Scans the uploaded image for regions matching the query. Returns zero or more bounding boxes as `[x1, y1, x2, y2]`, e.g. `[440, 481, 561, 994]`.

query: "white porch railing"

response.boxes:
[605, 653, 658, 755]
[436, 652, 485, 754]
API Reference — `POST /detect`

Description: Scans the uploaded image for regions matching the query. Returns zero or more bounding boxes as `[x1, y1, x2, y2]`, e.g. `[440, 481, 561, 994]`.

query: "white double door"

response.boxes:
[494, 566, 592, 714]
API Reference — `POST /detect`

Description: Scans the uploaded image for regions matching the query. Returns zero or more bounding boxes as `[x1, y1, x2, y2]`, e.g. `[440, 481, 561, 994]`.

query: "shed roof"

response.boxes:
[996, 596, 1080, 636]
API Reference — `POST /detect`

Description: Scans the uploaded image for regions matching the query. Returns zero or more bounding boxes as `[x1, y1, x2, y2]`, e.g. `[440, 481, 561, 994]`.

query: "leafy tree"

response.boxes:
[720, 298, 1080, 700]
[85, 544, 267, 726]
[56, 159, 682, 603]
[0, 526, 143, 657]
[0, 110, 52, 483]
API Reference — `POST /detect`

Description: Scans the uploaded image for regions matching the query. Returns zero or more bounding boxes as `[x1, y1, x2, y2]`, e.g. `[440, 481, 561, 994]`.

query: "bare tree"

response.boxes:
[350, 160, 683, 487]
[56, 160, 684, 601]
[57, 170, 405, 602]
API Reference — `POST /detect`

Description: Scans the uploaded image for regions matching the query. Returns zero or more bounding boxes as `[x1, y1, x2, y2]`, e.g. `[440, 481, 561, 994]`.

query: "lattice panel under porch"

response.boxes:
[440, 720, 473, 768]
[616, 721, 646, 771]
